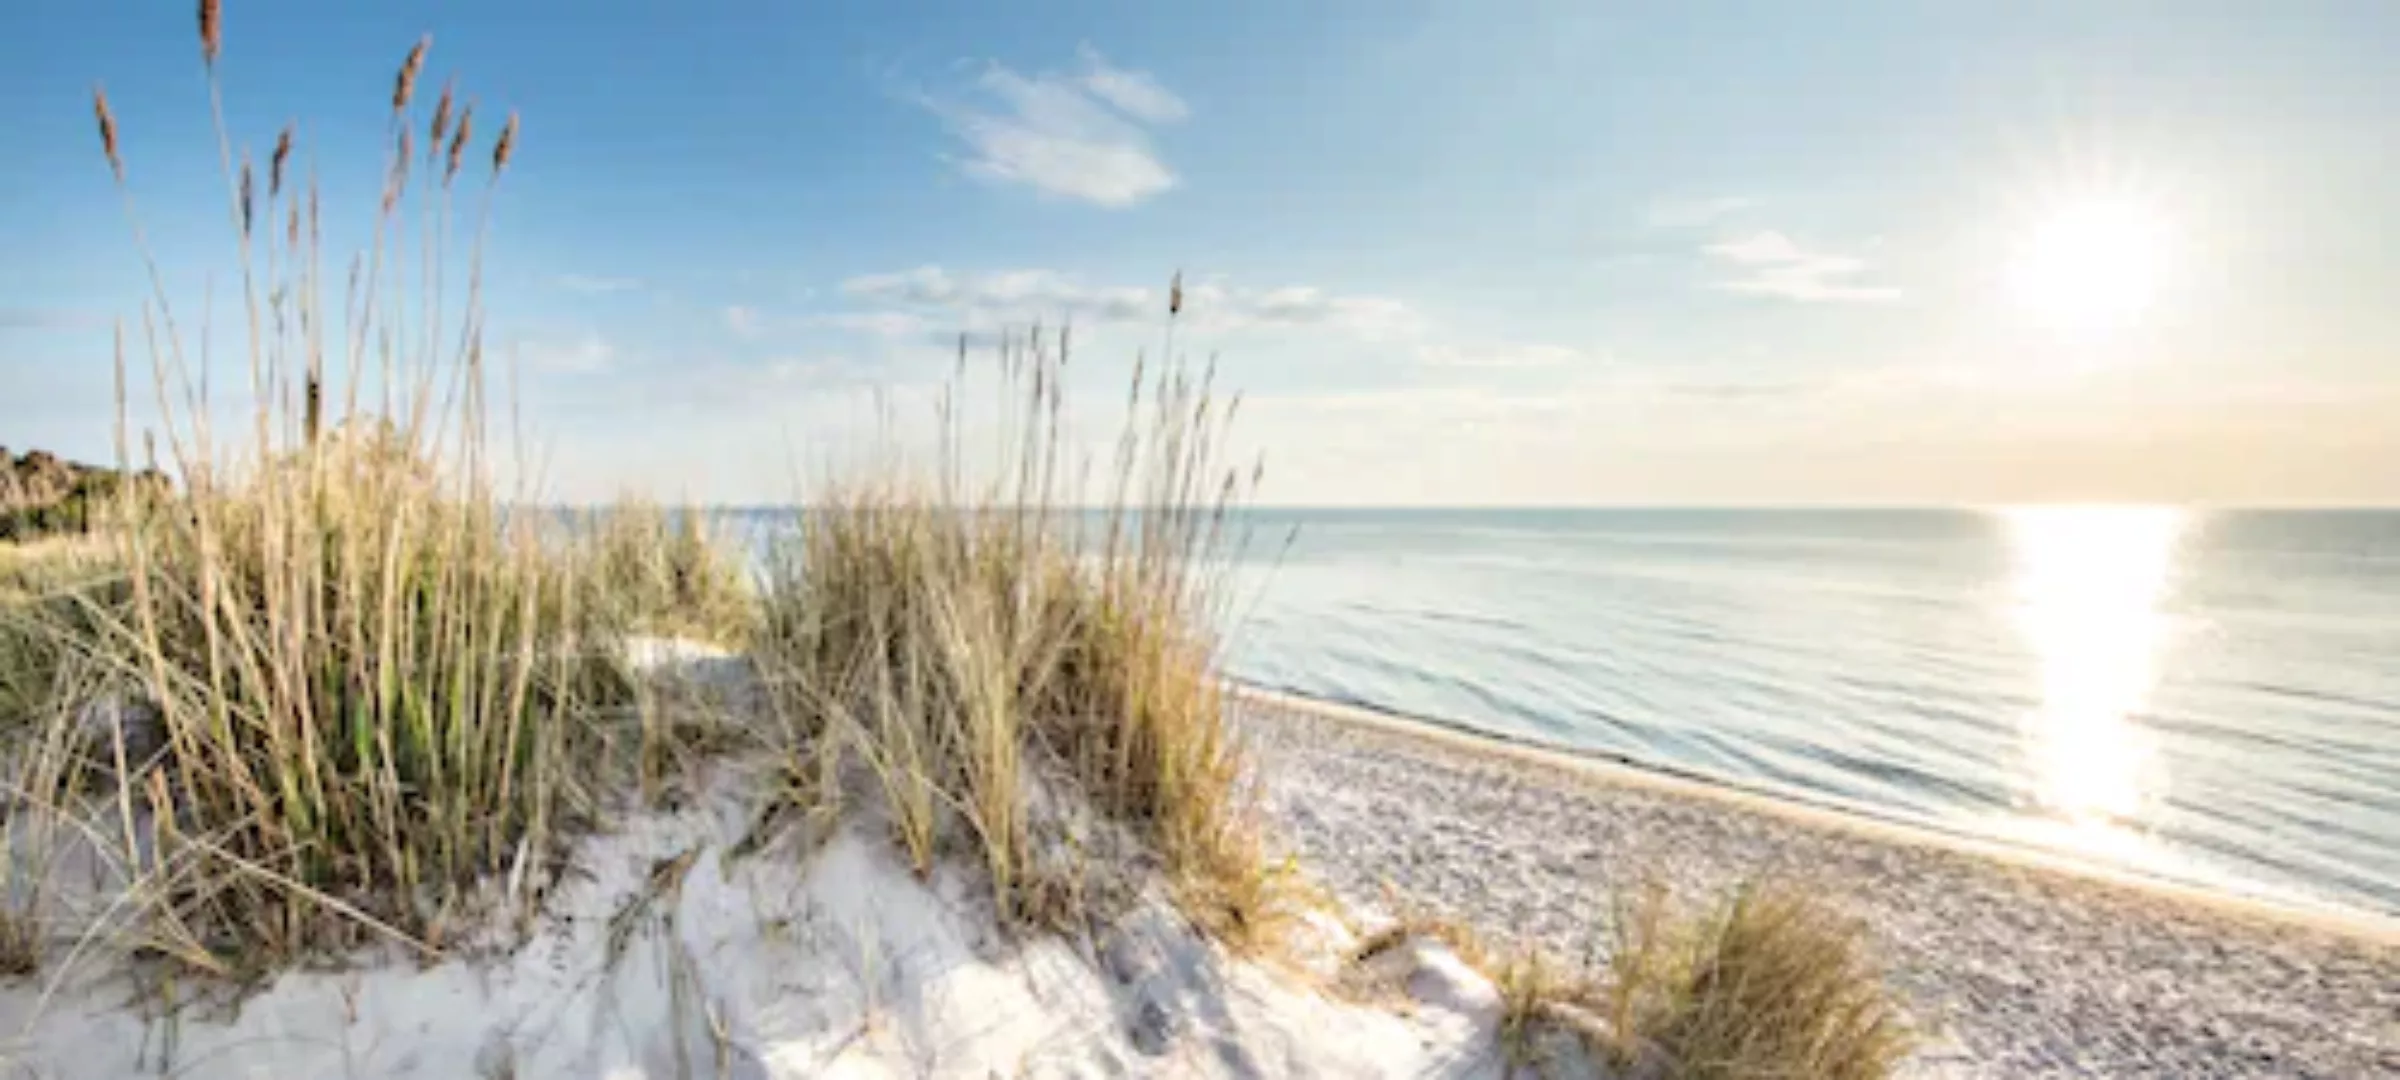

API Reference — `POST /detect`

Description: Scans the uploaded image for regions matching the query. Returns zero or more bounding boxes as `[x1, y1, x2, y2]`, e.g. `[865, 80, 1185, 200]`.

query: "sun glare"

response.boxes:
[2005, 505, 2185, 858]
[2006, 196, 2171, 334]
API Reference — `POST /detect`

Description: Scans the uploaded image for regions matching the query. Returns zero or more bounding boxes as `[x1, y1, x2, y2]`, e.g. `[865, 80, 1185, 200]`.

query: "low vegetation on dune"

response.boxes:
[581, 496, 758, 647]
[0, 4, 1914, 1077]
[0, 449, 168, 543]
[1350, 879, 1914, 1078]
[1601, 881, 1915, 1080]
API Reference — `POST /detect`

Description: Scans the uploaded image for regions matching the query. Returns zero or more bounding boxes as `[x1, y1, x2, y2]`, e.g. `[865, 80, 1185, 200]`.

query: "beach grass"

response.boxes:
[1602, 879, 1915, 1080]
[751, 323, 1300, 946]
[579, 496, 757, 648]
[18, 7, 652, 977]
[1351, 877, 1911, 1078]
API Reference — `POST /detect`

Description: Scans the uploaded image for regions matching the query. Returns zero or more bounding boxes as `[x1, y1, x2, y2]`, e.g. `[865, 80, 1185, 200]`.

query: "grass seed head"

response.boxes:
[238, 155, 254, 237]
[446, 104, 474, 184]
[393, 35, 428, 113]
[199, 0, 221, 67]
[492, 111, 518, 174]
[429, 79, 454, 156]
[93, 86, 122, 181]
[270, 124, 292, 198]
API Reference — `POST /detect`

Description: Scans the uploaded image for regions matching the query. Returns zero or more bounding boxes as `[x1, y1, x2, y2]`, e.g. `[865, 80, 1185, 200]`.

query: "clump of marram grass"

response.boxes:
[1603, 880, 1914, 1080]
[0, 539, 125, 732]
[1344, 880, 1912, 1078]
[39, 4, 632, 976]
[580, 497, 756, 647]
[755, 321, 1302, 947]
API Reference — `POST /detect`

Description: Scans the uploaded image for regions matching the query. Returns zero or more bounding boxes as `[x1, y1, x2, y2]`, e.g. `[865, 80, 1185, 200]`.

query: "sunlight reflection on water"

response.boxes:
[2003, 505, 2186, 863]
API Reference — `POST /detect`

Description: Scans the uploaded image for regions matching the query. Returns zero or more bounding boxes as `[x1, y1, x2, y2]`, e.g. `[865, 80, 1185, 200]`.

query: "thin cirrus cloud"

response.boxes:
[723, 305, 764, 339]
[920, 47, 1187, 207]
[511, 334, 615, 375]
[1416, 342, 1595, 370]
[556, 274, 643, 294]
[1703, 231, 1900, 303]
[1644, 195, 1756, 230]
[835, 267, 1422, 340]
[0, 308, 110, 332]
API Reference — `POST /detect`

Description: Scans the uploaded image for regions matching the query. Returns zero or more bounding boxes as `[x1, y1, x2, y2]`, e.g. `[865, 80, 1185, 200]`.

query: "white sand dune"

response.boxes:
[0, 644, 1598, 1079]
[0, 792, 1544, 1078]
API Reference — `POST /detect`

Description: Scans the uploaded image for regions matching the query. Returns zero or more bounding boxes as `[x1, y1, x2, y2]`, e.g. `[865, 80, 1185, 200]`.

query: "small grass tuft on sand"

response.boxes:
[1603, 879, 1915, 1080]
[1347, 877, 1913, 1078]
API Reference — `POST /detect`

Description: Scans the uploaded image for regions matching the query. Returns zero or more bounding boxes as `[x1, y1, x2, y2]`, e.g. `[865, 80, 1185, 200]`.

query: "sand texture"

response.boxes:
[1240, 691, 2400, 1080]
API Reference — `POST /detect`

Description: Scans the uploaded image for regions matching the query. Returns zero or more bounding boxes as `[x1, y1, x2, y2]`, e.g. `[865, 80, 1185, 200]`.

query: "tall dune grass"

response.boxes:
[754, 323, 1296, 944]
[37, 5, 633, 975]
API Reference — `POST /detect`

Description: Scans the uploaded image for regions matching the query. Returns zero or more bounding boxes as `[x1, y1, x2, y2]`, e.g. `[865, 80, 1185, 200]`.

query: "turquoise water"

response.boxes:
[1217, 508, 2400, 919]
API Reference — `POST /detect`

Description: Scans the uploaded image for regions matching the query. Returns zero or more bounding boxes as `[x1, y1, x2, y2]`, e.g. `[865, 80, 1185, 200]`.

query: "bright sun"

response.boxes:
[2007, 196, 2171, 333]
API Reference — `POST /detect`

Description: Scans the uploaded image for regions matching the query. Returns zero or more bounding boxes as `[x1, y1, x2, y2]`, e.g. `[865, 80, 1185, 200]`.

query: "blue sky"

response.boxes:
[5, 0, 2397, 504]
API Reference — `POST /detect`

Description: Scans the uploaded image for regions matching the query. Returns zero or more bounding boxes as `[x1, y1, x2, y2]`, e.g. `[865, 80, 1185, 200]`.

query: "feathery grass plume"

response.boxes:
[446, 104, 475, 184]
[269, 124, 292, 198]
[237, 154, 254, 237]
[493, 111, 518, 174]
[199, 0, 221, 67]
[393, 36, 429, 113]
[1169, 271, 1183, 316]
[92, 86, 122, 181]
[429, 79, 455, 157]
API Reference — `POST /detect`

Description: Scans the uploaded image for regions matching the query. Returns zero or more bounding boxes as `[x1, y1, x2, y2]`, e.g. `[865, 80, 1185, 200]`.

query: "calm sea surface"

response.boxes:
[717, 507, 2400, 918]
[1217, 508, 2400, 919]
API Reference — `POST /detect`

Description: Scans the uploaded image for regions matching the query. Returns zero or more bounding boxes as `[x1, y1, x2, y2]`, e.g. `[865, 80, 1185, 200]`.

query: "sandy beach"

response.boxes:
[1239, 690, 2400, 1079]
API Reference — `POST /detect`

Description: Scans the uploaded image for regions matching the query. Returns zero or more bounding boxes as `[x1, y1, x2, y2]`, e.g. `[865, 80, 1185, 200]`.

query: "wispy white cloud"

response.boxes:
[1416, 342, 1596, 369]
[844, 267, 1153, 323]
[1645, 195, 1755, 230]
[512, 335, 615, 375]
[724, 305, 764, 338]
[920, 48, 1186, 207]
[0, 308, 108, 332]
[556, 274, 643, 294]
[836, 266, 1422, 340]
[1183, 282, 1425, 340]
[804, 311, 935, 339]
[1703, 231, 1899, 303]
[1073, 44, 1188, 124]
